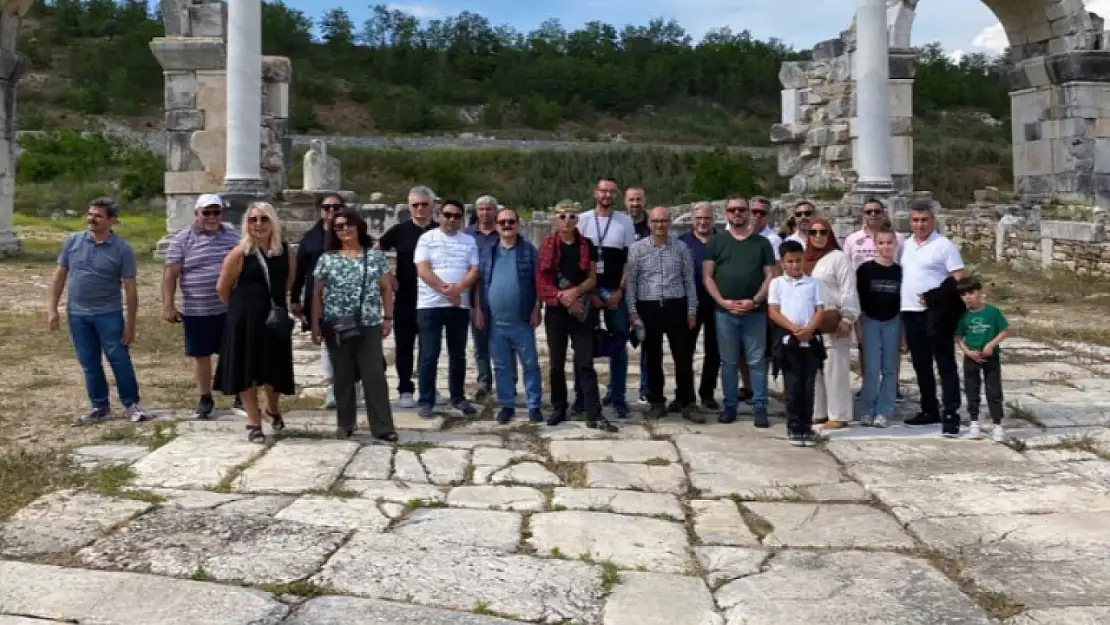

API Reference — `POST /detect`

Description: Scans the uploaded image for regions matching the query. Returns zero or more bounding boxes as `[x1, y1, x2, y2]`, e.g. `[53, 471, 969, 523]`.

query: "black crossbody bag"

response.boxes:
[254, 247, 294, 336]
[326, 249, 368, 345]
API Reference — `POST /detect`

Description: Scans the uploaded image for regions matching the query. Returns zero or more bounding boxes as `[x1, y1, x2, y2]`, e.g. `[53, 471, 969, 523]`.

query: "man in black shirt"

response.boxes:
[536, 201, 617, 432]
[377, 185, 438, 409]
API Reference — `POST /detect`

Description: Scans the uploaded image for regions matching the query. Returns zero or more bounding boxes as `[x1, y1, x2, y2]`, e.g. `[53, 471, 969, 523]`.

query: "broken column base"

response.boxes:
[0, 229, 20, 257]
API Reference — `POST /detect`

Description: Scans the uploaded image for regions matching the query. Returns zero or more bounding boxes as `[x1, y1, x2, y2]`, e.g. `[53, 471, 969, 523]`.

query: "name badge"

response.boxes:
[595, 260, 605, 275]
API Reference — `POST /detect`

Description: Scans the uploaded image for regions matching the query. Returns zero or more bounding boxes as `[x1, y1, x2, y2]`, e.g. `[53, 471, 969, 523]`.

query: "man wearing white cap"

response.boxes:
[162, 194, 241, 419]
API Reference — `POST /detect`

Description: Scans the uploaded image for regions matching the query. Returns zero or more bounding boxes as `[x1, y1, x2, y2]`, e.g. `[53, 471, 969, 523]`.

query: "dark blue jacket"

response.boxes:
[478, 238, 538, 322]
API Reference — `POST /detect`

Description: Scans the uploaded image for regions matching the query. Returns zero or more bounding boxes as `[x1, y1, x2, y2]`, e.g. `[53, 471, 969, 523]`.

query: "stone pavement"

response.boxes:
[3, 330, 1110, 624]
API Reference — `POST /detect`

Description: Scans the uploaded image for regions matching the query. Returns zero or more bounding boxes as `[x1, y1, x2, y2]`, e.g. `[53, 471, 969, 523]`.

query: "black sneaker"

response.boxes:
[646, 403, 667, 420]
[788, 431, 806, 447]
[546, 409, 567, 427]
[527, 408, 544, 423]
[196, 395, 216, 420]
[802, 431, 818, 445]
[941, 412, 961, 438]
[496, 407, 514, 424]
[453, 400, 478, 417]
[667, 399, 682, 413]
[718, 407, 738, 424]
[753, 412, 770, 429]
[701, 397, 720, 411]
[904, 412, 941, 427]
[586, 417, 619, 433]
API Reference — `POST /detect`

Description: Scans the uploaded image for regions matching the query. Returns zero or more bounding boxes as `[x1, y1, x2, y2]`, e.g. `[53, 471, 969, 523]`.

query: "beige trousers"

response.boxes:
[815, 332, 854, 422]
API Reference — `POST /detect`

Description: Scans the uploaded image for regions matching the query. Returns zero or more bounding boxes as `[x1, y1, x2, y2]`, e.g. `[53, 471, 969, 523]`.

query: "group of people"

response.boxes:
[48, 181, 1011, 447]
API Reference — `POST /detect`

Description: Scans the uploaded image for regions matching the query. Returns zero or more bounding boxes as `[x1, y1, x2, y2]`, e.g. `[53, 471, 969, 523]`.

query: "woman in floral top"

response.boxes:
[311, 210, 398, 441]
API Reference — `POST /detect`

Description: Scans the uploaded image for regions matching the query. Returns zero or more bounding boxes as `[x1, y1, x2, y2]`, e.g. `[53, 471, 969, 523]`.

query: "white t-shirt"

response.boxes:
[768, 274, 826, 346]
[576, 209, 637, 288]
[899, 231, 964, 312]
[413, 228, 479, 309]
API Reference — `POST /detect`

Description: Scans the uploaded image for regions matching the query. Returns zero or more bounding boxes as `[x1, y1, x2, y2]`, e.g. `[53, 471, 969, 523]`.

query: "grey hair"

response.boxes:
[909, 199, 934, 215]
[750, 196, 771, 208]
[691, 201, 714, 214]
[408, 186, 435, 200]
[475, 194, 499, 207]
[89, 197, 119, 218]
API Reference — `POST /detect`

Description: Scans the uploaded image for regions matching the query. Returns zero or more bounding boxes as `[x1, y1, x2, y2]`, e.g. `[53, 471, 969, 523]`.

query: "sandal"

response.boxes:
[267, 411, 285, 432]
[246, 425, 266, 444]
[375, 432, 398, 443]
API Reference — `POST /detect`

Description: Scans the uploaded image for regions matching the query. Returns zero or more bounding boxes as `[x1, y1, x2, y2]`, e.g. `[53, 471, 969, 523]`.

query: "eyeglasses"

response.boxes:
[441, 212, 462, 220]
[795, 210, 814, 217]
[497, 219, 517, 226]
[322, 204, 343, 211]
[333, 221, 350, 231]
[809, 229, 830, 236]
[200, 209, 221, 217]
[248, 215, 270, 224]
[864, 209, 882, 216]
[557, 213, 578, 221]
[725, 207, 749, 214]
[650, 219, 669, 224]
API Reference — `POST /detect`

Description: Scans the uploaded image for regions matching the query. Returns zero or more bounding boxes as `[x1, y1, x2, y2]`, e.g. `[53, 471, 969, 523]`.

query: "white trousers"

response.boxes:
[814, 333, 853, 422]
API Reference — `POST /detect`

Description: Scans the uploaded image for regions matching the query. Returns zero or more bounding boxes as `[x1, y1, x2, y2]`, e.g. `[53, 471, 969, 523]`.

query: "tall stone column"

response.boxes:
[851, 0, 894, 193]
[222, 0, 268, 218]
[0, 5, 30, 257]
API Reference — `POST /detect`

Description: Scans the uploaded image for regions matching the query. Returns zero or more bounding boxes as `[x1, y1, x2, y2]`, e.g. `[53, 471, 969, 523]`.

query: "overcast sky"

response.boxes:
[284, 0, 1110, 56]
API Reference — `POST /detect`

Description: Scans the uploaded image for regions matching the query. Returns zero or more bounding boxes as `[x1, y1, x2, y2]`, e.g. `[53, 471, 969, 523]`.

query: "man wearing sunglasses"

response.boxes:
[163, 194, 241, 420]
[414, 199, 481, 418]
[787, 201, 815, 248]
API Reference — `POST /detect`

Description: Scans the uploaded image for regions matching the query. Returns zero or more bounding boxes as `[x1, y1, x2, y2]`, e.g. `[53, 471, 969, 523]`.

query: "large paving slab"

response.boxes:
[549, 440, 679, 463]
[602, 571, 723, 625]
[745, 502, 915, 549]
[286, 596, 529, 624]
[826, 439, 1038, 486]
[1009, 607, 1110, 624]
[528, 510, 693, 573]
[586, 462, 687, 494]
[130, 434, 265, 490]
[447, 485, 546, 511]
[72, 443, 151, 469]
[389, 508, 522, 551]
[552, 487, 685, 520]
[696, 547, 769, 587]
[690, 500, 760, 547]
[676, 434, 843, 497]
[235, 439, 359, 493]
[342, 445, 393, 480]
[0, 490, 153, 557]
[312, 531, 605, 622]
[715, 551, 995, 624]
[420, 447, 471, 484]
[76, 508, 348, 584]
[0, 561, 289, 624]
[339, 479, 446, 504]
[274, 495, 392, 531]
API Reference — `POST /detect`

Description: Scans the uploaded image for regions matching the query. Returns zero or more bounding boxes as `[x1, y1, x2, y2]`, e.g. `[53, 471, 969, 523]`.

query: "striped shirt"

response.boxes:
[165, 225, 239, 316]
[626, 234, 698, 315]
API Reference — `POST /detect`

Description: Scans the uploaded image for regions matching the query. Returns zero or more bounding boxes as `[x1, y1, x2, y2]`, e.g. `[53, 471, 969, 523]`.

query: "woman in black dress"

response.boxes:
[215, 202, 297, 443]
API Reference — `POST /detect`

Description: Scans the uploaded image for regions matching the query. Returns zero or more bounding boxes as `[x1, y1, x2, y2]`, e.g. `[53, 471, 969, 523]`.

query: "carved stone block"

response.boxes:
[302, 139, 341, 192]
[166, 109, 204, 132]
[163, 71, 197, 110]
[150, 38, 226, 71]
[188, 2, 227, 39]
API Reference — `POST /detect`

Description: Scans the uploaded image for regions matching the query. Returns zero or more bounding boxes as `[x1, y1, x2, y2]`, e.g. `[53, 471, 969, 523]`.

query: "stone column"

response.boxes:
[0, 6, 30, 256]
[222, 0, 268, 215]
[851, 0, 894, 193]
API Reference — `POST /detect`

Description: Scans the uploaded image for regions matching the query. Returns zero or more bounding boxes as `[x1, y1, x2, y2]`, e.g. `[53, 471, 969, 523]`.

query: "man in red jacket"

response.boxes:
[536, 201, 617, 432]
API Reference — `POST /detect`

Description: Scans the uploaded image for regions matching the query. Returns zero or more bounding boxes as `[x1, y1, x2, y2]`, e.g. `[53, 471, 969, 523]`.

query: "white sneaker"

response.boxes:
[126, 403, 150, 423]
[991, 425, 1006, 442]
[397, 393, 416, 409]
[967, 421, 982, 439]
[872, 415, 889, 428]
[859, 414, 875, 427]
[323, 386, 336, 409]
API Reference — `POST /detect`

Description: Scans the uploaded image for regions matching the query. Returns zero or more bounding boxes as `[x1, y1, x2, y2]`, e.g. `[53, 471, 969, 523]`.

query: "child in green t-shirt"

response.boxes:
[955, 277, 1010, 442]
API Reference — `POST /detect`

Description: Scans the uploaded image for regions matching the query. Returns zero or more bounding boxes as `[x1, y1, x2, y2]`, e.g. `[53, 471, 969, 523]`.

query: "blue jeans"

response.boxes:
[860, 314, 901, 418]
[639, 348, 648, 397]
[490, 321, 542, 411]
[574, 289, 629, 405]
[471, 315, 492, 390]
[68, 312, 140, 410]
[716, 309, 768, 413]
[417, 307, 469, 406]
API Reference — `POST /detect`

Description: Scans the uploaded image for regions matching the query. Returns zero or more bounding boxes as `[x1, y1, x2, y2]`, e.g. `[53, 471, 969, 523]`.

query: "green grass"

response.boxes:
[10, 210, 167, 258]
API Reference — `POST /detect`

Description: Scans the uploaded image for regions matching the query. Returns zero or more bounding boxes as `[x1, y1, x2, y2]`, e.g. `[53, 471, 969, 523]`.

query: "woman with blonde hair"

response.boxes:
[215, 202, 297, 443]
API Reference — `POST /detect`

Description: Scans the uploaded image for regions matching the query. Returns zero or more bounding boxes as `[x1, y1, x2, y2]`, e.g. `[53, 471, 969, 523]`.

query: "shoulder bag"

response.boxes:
[326, 249, 368, 345]
[254, 246, 294, 336]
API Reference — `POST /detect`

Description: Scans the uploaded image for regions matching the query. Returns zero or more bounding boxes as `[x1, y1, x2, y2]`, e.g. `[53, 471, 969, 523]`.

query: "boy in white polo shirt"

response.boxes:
[768, 240, 827, 447]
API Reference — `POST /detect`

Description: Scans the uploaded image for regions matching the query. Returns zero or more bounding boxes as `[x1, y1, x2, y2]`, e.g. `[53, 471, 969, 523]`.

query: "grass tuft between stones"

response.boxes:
[600, 561, 622, 595]
[1034, 433, 1110, 460]
[736, 503, 774, 541]
[257, 579, 338, 598]
[644, 457, 671, 466]
[403, 497, 448, 512]
[0, 448, 86, 520]
[918, 549, 1026, 620]
[550, 461, 587, 488]
[1005, 401, 1045, 430]
[397, 441, 438, 454]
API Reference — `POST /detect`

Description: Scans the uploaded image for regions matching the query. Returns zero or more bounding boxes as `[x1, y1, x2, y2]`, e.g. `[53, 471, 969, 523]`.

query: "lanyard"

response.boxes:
[593, 213, 614, 248]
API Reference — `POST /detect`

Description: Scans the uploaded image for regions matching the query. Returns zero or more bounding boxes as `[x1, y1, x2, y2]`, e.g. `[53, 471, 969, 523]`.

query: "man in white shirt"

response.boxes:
[750, 196, 783, 261]
[899, 200, 965, 430]
[573, 176, 638, 417]
[414, 199, 480, 418]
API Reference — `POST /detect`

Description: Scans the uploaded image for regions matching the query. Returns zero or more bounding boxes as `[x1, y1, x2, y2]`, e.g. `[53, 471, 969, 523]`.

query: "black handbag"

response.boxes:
[326, 249, 368, 345]
[254, 247, 294, 335]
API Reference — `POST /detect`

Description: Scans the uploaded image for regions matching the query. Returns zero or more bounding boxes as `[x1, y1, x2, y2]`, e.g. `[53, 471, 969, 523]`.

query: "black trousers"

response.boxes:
[546, 306, 601, 418]
[964, 354, 1004, 424]
[326, 327, 395, 437]
[690, 302, 720, 400]
[781, 341, 821, 435]
[393, 296, 417, 394]
[903, 311, 961, 416]
[639, 298, 696, 406]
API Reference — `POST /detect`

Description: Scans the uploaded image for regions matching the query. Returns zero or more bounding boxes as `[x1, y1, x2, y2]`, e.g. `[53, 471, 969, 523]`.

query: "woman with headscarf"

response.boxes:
[803, 216, 860, 431]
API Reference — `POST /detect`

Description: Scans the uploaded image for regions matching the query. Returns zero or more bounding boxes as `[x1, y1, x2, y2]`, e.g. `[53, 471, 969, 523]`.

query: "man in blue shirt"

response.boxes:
[465, 195, 501, 399]
[47, 197, 149, 425]
[679, 202, 721, 411]
[473, 208, 542, 424]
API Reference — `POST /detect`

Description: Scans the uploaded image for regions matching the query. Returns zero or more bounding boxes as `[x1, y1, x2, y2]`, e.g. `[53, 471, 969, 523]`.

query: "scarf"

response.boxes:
[802, 216, 839, 276]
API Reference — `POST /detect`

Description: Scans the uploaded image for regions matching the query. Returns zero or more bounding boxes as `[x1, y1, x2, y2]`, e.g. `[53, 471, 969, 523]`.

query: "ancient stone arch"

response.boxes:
[773, 0, 1110, 206]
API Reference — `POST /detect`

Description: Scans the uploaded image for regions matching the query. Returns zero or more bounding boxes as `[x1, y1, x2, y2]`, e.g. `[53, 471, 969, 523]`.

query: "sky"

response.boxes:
[283, 0, 1110, 56]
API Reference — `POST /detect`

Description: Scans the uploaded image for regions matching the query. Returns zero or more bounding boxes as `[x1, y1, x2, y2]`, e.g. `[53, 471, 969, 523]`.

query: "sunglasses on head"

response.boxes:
[248, 215, 270, 224]
[441, 211, 462, 220]
[498, 218, 517, 226]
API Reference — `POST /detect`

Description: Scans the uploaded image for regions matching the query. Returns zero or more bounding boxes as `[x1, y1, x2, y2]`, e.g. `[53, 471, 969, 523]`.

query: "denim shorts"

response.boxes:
[183, 313, 226, 357]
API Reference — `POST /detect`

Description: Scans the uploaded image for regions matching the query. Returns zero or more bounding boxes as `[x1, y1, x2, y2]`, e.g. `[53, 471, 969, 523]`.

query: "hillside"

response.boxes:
[15, 1, 1015, 208]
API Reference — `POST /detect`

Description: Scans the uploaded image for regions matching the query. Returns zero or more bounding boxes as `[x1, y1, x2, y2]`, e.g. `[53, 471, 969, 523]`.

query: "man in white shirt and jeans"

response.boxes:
[899, 200, 965, 429]
[414, 199, 480, 418]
